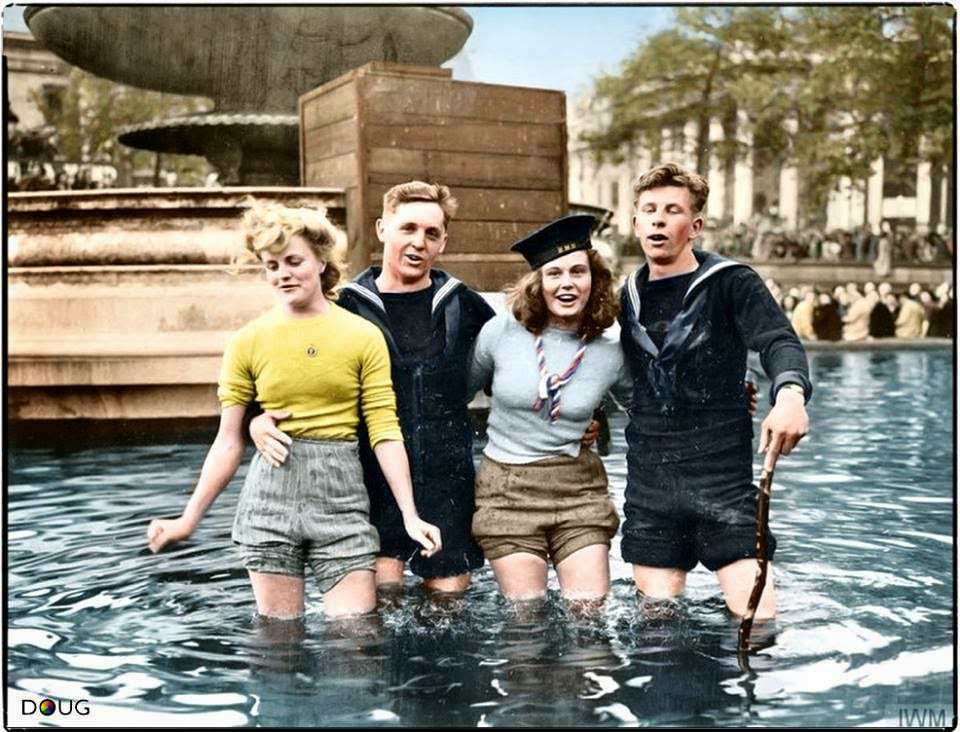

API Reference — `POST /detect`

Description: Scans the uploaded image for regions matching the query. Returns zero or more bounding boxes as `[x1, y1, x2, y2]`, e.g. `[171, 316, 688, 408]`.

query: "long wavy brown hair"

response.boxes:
[506, 249, 619, 342]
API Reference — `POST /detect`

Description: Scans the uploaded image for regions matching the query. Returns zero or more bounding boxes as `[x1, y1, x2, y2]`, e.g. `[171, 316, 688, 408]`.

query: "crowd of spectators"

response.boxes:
[7, 162, 217, 192]
[767, 279, 954, 342]
[7, 161, 117, 192]
[704, 212, 953, 269]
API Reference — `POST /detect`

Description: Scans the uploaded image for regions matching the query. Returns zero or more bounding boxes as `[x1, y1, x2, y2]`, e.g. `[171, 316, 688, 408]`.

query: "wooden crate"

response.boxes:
[300, 62, 568, 291]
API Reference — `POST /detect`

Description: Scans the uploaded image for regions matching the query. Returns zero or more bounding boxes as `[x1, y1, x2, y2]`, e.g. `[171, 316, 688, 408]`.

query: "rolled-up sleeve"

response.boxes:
[358, 329, 404, 447]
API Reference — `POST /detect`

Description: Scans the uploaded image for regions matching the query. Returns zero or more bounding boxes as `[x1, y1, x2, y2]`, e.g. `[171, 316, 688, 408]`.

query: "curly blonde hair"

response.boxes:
[506, 249, 619, 342]
[237, 200, 347, 300]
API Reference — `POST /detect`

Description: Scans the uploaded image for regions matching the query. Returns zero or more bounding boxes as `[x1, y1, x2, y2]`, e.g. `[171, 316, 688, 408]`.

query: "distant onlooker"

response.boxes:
[831, 285, 849, 316]
[874, 222, 893, 277]
[803, 229, 823, 260]
[781, 294, 798, 318]
[882, 292, 899, 317]
[845, 282, 864, 304]
[853, 225, 874, 263]
[791, 291, 817, 340]
[840, 231, 855, 260]
[843, 290, 876, 341]
[812, 293, 843, 341]
[868, 292, 896, 338]
[894, 294, 926, 339]
[900, 233, 918, 262]
[821, 235, 842, 262]
[919, 231, 940, 263]
[927, 286, 955, 338]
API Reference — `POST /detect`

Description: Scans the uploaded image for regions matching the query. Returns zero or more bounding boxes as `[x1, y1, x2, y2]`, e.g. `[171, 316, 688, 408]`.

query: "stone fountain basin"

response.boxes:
[25, 6, 473, 111]
[8, 187, 346, 421]
[117, 113, 298, 158]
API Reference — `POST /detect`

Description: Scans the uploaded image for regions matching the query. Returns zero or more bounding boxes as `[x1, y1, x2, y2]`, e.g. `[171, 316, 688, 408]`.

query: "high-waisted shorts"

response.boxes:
[472, 448, 620, 565]
[620, 444, 776, 572]
[231, 438, 378, 593]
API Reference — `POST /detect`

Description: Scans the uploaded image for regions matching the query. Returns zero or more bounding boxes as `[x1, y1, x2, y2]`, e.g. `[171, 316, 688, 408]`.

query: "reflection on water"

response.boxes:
[7, 351, 954, 726]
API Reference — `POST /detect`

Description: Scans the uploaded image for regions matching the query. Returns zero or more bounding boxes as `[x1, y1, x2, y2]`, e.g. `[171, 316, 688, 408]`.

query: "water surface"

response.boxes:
[7, 350, 955, 726]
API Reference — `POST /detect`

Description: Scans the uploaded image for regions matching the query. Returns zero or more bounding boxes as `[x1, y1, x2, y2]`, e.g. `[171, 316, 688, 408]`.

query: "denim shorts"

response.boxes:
[472, 448, 620, 565]
[232, 438, 378, 593]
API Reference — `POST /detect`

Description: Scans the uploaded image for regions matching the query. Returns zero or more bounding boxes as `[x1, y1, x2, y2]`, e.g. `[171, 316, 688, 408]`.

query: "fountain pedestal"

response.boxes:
[300, 62, 569, 291]
[8, 188, 345, 425]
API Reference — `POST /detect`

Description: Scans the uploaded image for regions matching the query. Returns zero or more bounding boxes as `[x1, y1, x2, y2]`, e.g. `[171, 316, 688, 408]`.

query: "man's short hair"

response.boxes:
[633, 163, 709, 214]
[382, 181, 459, 226]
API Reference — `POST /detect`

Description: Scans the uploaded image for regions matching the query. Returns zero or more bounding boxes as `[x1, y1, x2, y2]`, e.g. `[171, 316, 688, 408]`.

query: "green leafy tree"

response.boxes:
[795, 6, 954, 218]
[31, 67, 214, 187]
[584, 7, 806, 172]
[584, 6, 954, 227]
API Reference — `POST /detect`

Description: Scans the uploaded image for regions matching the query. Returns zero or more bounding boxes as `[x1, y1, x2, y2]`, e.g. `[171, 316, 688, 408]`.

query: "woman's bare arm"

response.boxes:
[146, 405, 247, 553]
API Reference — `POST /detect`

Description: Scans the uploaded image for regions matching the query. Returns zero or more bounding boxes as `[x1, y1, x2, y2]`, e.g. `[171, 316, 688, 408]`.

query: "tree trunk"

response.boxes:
[863, 178, 870, 227]
[696, 46, 723, 172]
[946, 160, 955, 231]
[928, 156, 943, 230]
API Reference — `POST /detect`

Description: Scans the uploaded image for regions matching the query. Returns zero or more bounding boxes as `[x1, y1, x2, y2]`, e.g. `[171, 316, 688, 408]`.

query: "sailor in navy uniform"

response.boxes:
[620, 164, 811, 620]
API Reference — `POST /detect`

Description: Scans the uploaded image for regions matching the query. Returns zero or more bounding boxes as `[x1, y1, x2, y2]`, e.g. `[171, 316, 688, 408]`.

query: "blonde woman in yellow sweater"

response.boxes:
[146, 203, 440, 619]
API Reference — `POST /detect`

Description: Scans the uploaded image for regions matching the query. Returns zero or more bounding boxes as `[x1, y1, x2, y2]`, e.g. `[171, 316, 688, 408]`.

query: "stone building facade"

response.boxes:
[567, 96, 953, 239]
[4, 31, 68, 130]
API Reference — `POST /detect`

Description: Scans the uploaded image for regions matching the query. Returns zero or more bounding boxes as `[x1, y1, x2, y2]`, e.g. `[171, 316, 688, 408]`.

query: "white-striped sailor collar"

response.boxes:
[340, 281, 385, 312]
[626, 251, 746, 317]
[341, 272, 463, 316]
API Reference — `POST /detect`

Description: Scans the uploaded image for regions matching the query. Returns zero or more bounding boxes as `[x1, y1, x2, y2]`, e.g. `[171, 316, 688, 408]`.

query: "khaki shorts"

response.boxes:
[472, 449, 620, 565]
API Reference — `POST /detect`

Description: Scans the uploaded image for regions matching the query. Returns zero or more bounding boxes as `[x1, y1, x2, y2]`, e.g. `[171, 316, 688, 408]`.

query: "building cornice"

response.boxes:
[3, 31, 68, 76]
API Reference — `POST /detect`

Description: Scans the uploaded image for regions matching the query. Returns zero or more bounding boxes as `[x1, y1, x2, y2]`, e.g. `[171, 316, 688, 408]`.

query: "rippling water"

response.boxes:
[7, 350, 954, 726]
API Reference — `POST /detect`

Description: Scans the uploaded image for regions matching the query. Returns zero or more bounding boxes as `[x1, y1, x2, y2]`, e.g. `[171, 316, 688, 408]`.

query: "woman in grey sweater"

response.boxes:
[469, 215, 632, 602]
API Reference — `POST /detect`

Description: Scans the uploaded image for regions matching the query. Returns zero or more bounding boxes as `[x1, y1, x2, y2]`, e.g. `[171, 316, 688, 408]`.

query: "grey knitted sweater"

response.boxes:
[469, 312, 632, 464]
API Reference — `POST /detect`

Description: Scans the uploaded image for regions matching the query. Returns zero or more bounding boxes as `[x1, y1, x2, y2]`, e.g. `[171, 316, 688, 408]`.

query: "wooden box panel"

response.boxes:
[359, 73, 565, 125]
[365, 185, 564, 224]
[431, 256, 529, 292]
[364, 217, 547, 255]
[363, 122, 563, 157]
[303, 152, 358, 188]
[365, 148, 562, 190]
[301, 79, 359, 132]
[301, 118, 359, 161]
[300, 62, 568, 291]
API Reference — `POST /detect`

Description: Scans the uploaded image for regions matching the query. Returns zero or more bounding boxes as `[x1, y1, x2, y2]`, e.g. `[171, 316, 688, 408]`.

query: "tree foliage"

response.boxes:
[584, 5, 954, 221]
[31, 68, 214, 186]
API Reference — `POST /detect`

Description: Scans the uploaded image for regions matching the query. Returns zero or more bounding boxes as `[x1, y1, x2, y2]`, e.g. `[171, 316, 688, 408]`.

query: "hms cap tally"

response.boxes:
[510, 214, 597, 270]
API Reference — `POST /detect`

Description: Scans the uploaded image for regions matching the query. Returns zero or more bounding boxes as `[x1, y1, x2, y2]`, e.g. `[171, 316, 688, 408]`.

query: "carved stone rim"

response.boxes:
[117, 113, 299, 137]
